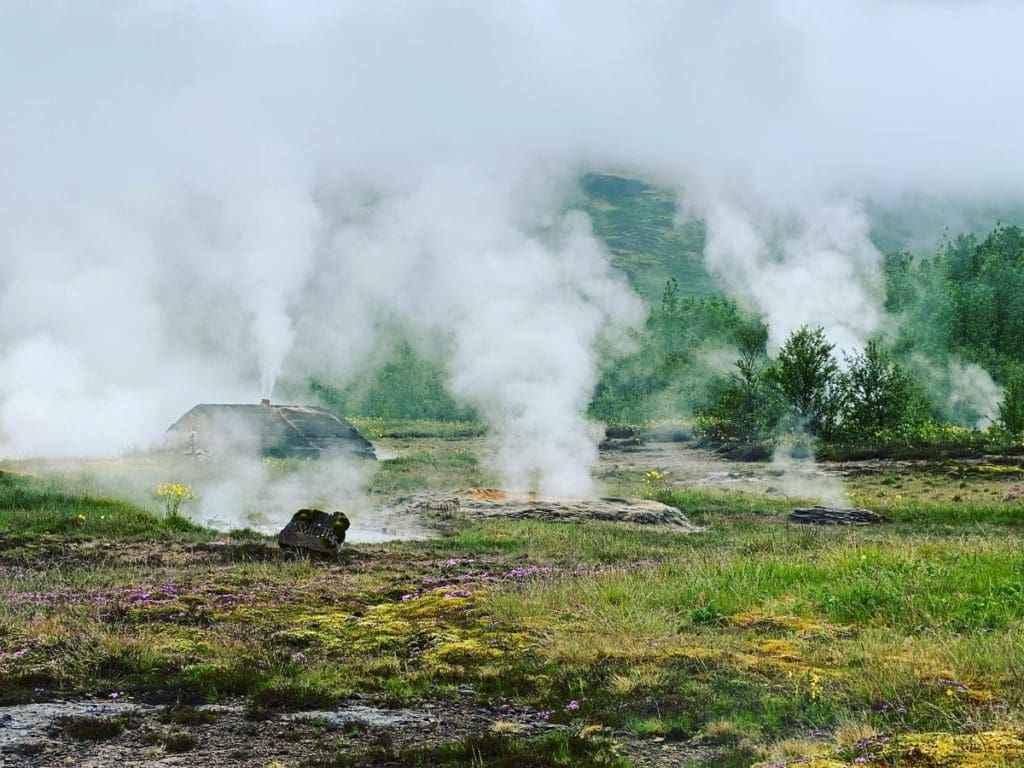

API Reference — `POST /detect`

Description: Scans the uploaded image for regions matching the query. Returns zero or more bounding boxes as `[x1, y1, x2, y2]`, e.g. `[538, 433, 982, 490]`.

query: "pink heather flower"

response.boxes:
[565, 700, 580, 711]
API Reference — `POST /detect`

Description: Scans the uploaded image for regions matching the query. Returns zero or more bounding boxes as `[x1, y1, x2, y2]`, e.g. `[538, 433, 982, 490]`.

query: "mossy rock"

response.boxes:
[278, 509, 350, 554]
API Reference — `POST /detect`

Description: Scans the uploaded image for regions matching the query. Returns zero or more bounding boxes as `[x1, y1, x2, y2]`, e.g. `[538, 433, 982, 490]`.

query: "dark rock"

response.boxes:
[277, 509, 350, 555]
[637, 426, 693, 443]
[790, 506, 887, 526]
[599, 437, 645, 451]
[720, 442, 774, 462]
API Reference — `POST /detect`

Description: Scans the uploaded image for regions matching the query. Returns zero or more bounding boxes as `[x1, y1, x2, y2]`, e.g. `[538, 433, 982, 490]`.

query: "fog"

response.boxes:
[2, 0, 1023, 494]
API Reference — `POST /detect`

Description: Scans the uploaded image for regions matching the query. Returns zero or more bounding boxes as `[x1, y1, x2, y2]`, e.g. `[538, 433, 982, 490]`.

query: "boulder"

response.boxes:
[790, 506, 887, 526]
[278, 509, 351, 554]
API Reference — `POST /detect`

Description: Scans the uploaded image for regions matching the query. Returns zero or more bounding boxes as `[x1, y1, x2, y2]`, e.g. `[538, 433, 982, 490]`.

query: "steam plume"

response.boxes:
[3, 1, 1024, 489]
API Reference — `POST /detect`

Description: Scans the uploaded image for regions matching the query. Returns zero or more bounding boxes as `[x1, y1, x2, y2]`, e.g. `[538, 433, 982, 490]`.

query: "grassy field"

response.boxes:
[2, 439, 1024, 766]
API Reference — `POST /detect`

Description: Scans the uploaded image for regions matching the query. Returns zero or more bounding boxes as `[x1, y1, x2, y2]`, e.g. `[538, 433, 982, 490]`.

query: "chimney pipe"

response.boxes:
[260, 398, 271, 407]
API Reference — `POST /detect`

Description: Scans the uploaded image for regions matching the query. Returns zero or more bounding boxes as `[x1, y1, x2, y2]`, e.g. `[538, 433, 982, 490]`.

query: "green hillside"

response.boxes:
[576, 172, 715, 301]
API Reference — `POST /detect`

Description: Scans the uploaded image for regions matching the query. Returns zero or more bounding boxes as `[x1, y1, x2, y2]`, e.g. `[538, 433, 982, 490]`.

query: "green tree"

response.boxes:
[886, 224, 1024, 389]
[838, 339, 928, 442]
[767, 326, 839, 434]
[590, 281, 764, 425]
[310, 342, 477, 421]
[999, 374, 1024, 436]
[697, 324, 784, 457]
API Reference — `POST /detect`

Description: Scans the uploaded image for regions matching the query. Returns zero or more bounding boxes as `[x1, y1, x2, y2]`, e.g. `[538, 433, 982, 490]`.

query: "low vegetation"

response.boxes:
[303, 729, 629, 768]
[3, 448, 1024, 765]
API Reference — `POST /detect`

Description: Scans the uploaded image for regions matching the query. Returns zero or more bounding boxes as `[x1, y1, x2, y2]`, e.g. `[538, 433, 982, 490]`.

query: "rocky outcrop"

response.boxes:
[381, 491, 704, 532]
[790, 506, 887, 525]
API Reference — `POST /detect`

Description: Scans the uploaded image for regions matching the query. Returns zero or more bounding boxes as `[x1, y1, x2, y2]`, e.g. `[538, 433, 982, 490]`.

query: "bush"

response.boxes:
[765, 325, 840, 434]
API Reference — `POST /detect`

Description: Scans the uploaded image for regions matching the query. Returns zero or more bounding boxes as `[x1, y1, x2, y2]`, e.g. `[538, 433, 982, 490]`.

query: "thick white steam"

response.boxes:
[305, 169, 642, 495]
[4, 0, 1024, 487]
[699, 193, 884, 354]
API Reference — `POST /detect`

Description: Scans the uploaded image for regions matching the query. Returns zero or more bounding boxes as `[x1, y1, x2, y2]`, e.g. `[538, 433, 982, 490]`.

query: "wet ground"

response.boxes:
[0, 696, 713, 768]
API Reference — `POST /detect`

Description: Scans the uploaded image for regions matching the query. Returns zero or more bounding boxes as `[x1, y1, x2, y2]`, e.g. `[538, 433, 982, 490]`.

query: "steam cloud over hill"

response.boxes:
[2, 1, 1023, 492]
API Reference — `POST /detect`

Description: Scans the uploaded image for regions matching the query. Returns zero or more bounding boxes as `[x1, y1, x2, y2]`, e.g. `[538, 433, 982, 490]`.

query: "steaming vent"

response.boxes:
[166, 403, 376, 460]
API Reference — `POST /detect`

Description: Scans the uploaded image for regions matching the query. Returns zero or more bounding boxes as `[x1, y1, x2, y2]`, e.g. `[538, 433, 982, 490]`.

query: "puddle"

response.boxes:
[344, 528, 411, 543]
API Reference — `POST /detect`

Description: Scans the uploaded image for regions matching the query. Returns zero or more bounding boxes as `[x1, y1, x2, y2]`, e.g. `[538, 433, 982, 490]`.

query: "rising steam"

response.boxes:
[3, 1, 1024, 493]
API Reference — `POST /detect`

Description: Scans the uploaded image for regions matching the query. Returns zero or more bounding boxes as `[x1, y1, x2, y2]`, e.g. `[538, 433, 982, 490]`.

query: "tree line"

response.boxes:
[308, 223, 1024, 457]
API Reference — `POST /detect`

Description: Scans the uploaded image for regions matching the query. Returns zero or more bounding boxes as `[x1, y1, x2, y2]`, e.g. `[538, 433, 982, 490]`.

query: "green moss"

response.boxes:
[767, 729, 1024, 767]
[173, 659, 267, 701]
[347, 417, 487, 440]
[874, 730, 1024, 767]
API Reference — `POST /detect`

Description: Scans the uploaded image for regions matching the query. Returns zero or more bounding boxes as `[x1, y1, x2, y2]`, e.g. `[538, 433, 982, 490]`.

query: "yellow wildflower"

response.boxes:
[156, 482, 196, 518]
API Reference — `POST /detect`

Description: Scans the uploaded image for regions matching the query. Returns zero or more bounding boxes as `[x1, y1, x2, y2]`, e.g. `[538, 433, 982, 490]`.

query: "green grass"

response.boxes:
[303, 729, 629, 768]
[348, 417, 487, 441]
[5, 458, 1024, 766]
[368, 449, 490, 493]
[0, 470, 209, 541]
[59, 715, 128, 741]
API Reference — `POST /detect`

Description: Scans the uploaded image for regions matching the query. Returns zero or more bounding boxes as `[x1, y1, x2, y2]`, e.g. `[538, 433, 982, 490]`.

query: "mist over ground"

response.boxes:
[2, 1, 1023, 494]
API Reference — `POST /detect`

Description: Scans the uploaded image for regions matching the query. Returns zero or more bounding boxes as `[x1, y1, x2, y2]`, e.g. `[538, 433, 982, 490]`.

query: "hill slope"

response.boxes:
[576, 172, 715, 302]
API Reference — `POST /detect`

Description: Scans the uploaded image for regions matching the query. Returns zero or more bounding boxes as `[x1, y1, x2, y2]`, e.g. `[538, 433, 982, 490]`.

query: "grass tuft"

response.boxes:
[58, 715, 126, 741]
